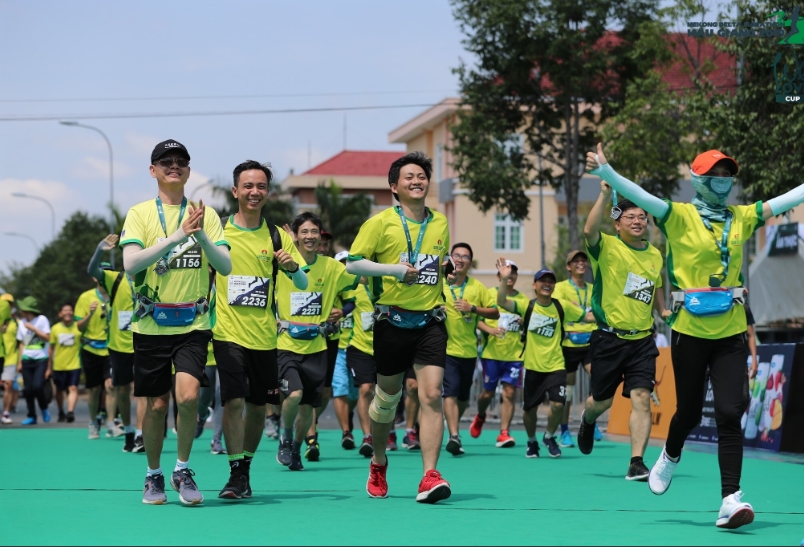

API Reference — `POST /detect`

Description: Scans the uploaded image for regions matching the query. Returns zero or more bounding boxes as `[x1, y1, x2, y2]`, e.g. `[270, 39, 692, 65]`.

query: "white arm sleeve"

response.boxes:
[290, 268, 308, 290]
[591, 163, 670, 219]
[768, 184, 804, 216]
[196, 231, 232, 276]
[346, 259, 408, 281]
[122, 228, 188, 276]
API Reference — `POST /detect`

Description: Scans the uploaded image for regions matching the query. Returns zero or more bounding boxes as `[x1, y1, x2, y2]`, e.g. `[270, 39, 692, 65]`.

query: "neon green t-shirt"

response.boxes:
[120, 199, 228, 336]
[4, 319, 18, 365]
[481, 287, 530, 362]
[49, 321, 82, 372]
[587, 232, 663, 341]
[553, 279, 596, 348]
[444, 276, 495, 358]
[206, 342, 216, 366]
[349, 284, 376, 356]
[0, 300, 10, 360]
[348, 206, 450, 311]
[100, 270, 135, 354]
[515, 298, 584, 373]
[338, 289, 357, 351]
[74, 288, 110, 356]
[656, 201, 764, 340]
[277, 255, 358, 355]
[213, 217, 306, 351]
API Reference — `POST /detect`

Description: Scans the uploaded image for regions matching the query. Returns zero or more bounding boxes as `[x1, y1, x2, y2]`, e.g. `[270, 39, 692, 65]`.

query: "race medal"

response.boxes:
[463, 314, 473, 323]
[155, 258, 170, 276]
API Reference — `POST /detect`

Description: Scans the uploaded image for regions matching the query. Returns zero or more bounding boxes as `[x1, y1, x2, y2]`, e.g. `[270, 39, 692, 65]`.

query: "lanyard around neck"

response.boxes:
[569, 279, 588, 309]
[156, 197, 188, 260]
[448, 279, 467, 301]
[396, 206, 429, 265]
[702, 210, 734, 278]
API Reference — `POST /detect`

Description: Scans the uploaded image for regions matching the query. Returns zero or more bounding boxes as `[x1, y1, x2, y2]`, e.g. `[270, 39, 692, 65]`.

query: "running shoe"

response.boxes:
[218, 471, 249, 500]
[42, 410, 51, 423]
[359, 434, 374, 458]
[264, 416, 279, 440]
[211, 439, 226, 455]
[526, 441, 540, 458]
[341, 431, 356, 450]
[594, 423, 603, 441]
[495, 430, 516, 448]
[648, 447, 679, 495]
[469, 413, 486, 438]
[243, 479, 252, 499]
[21, 417, 36, 426]
[304, 436, 320, 462]
[170, 468, 204, 505]
[625, 459, 650, 481]
[446, 434, 465, 456]
[66, 411, 75, 423]
[559, 429, 575, 448]
[88, 424, 100, 439]
[387, 432, 398, 451]
[171, 427, 178, 435]
[58, 411, 66, 423]
[106, 424, 125, 438]
[1, 413, 11, 425]
[289, 451, 304, 471]
[132, 435, 145, 453]
[142, 473, 167, 505]
[577, 411, 595, 455]
[543, 433, 562, 458]
[123, 432, 136, 453]
[194, 416, 205, 439]
[277, 439, 293, 466]
[402, 430, 421, 450]
[716, 491, 754, 529]
[366, 459, 388, 499]
[416, 470, 451, 504]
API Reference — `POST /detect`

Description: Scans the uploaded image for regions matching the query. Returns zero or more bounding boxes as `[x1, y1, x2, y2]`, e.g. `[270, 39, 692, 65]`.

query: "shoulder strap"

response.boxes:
[207, 216, 230, 300]
[268, 223, 282, 315]
[109, 272, 125, 305]
[552, 298, 565, 342]
[519, 298, 537, 356]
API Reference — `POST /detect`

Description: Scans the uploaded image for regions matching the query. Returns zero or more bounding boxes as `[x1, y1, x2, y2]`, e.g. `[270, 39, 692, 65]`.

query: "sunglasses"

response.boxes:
[156, 157, 190, 168]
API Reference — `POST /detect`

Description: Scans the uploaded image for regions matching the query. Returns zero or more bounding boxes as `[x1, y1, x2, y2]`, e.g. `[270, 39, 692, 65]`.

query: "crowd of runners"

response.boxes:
[3, 138, 803, 530]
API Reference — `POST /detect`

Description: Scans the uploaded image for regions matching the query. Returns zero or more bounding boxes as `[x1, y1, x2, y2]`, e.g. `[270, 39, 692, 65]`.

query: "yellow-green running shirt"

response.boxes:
[444, 277, 495, 358]
[100, 270, 135, 354]
[514, 298, 584, 373]
[49, 321, 82, 372]
[553, 279, 596, 348]
[481, 287, 531, 362]
[74, 288, 110, 356]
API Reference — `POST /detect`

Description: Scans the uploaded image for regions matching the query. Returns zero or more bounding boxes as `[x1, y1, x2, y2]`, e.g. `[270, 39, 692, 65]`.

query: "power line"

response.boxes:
[0, 103, 441, 122]
[0, 89, 454, 104]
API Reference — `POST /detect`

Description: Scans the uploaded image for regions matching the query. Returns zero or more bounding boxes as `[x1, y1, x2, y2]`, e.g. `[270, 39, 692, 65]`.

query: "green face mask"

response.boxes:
[691, 173, 733, 206]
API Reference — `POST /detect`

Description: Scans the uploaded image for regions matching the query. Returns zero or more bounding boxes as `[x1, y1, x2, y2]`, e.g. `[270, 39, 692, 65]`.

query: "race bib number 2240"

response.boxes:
[400, 253, 440, 286]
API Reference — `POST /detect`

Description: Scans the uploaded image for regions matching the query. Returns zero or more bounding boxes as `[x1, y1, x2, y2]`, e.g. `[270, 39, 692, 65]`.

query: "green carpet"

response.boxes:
[1, 428, 801, 545]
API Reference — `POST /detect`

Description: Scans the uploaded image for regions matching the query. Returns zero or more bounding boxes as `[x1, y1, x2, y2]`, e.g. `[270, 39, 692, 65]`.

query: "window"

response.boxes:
[494, 213, 523, 252]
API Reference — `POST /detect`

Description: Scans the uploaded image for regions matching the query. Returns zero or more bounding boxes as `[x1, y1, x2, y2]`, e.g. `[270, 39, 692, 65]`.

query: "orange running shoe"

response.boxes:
[366, 459, 388, 499]
[495, 430, 516, 448]
[416, 470, 451, 504]
[469, 414, 486, 438]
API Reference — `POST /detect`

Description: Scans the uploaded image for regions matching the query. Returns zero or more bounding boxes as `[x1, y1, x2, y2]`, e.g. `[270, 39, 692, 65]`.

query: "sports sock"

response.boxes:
[124, 425, 135, 434]
[305, 434, 316, 445]
[243, 452, 254, 474]
[284, 427, 294, 442]
[560, 423, 569, 434]
[544, 432, 554, 439]
[630, 456, 643, 465]
[228, 453, 245, 472]
[174, 459, 189, 472]
[147, 467, 162, 477]
[528, 436, 536, 443]
[292, 440, 302, 454]
[478, 411, 486, 418]
[136, 429, 143, 437]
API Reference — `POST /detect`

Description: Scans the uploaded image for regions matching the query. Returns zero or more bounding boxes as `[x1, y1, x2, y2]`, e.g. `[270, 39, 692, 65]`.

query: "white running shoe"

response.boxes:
[648, 447, 679, 495]
[106, 424, 125, 438]
[88, 424, 101, 440]
[716, 491, 754, 529]
[1, 413, 11, 425]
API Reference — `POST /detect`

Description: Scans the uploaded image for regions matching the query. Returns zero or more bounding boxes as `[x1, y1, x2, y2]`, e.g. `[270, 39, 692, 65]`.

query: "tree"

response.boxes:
[450, 0, 660, 250]
[0, 212, 112, 321]
[314, 181, 372, 249]
[211, 176, 296, 227]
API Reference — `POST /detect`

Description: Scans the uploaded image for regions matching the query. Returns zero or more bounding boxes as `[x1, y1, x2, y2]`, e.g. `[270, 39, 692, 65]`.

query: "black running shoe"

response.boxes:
[289, 451, 304, 471]
[277, 439, 292, 466]
[195, 416, 205, 439]
[304, 436, 320, 462]
[123, 432, 136, 453]
[526, 441, 540, 458]
[446, 434, 465, 456]
[625, 459, 650, 482]
[132, 435, 146, 453]
[543, 433, 562, 458]
[218, 471, 249, 499]
[243, 477, 252, 498]
[341, 431, 356, 450]
[66, 411, 75, 423]
[577, 411, 595, 455]
[58, 411, 66, 423]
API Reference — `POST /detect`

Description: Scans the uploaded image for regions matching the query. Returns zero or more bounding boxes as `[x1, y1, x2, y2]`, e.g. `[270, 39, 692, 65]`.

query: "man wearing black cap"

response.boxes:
[120, 139, 231, 505]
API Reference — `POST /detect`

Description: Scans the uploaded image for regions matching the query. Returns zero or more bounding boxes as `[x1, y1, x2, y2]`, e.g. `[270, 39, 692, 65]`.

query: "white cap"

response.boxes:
[334, 251, 349, 262]
[504, 259, 517, 269]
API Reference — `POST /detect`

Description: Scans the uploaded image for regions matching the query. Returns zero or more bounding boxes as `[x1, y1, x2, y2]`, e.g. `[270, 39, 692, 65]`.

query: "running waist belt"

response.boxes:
[565, 332, 592, 345]
[83, 339, 108, 350]
[278, 321, 325, 340]
[600, 326, 652, 337]
[135, 296, 209, 327]
[372, 306, 446, 330]
[670, 287, 747, 317]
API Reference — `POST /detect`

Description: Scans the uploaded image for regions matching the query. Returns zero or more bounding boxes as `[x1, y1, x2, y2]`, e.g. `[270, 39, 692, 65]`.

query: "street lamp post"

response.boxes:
[11, 193, 55, 239]
[60, 121, 115, 267]
[5, 232, 39, 253]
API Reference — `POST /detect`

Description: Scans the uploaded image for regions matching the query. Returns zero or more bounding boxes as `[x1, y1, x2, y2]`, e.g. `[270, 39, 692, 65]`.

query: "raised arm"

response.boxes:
[765, 184, 804, 220]
[585, 143, 669, 219]
[494, 258, 518, 314]
[584, 181, 612, 249]
[88, 235, 118, 280]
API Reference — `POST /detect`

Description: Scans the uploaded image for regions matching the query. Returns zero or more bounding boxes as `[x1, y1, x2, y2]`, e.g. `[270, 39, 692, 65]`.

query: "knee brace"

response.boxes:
[565, 385, 574, 404]
[368, 385, 402, 424]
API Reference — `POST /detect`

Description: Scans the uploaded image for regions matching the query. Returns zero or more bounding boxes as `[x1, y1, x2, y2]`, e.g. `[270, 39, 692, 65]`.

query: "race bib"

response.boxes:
[400, 253, 440, 286]
[340, 315, 354, 329]
[229, 276, 270, 308]
[528, 313, 558, 338]
[57, 333, 75, 347]
[169, 238, 202, 269]
[117, 311, 133, 331]
[290, 292, 323, 317]
[623, 272, 655, 305]
[498, 313, 521, 333]
[361, 311, 375, 331]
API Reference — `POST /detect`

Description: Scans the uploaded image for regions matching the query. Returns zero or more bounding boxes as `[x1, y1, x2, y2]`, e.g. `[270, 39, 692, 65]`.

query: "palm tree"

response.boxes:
[315, 180, 372, 249]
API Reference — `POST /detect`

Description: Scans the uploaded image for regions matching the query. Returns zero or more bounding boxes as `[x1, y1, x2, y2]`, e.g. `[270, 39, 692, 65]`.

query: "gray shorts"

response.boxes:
[1, 364, 17, 382]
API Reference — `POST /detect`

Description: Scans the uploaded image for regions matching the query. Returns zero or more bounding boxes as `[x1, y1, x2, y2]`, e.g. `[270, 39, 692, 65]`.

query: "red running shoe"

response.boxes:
[387, 431, 398, 451]
[495, 430, 516, 448]
[469, 414, 485, 438]
[416, 470, 451, 504]
[366, 459, 388, 499]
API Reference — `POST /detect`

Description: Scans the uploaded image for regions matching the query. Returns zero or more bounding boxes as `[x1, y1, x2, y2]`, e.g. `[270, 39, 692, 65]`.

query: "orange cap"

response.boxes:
[691, 150, 738, 176]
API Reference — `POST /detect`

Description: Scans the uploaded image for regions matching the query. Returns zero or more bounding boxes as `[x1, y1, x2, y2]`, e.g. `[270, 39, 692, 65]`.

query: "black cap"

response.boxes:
[151, 139, 190, 164]
[533, 268, 557, 282]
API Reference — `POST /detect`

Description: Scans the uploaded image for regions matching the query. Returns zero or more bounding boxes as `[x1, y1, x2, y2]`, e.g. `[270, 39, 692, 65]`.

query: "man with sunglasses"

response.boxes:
[120, 139, 231, 505]
[442, 243, 498, 456]
[576, 183, 667, 482]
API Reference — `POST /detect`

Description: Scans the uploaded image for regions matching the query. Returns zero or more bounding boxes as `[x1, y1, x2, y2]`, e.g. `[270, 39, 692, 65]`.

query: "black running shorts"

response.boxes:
[347, 345, 376, 387]
[442, 355, 476, 401]
[278, 350, 327, 407]
[81, 349, 109, 390]
[213, 340, 280, 406]
[523, 369, 567, 411]
[133, 330, 211, 398]
[373, 319, 447, 378]
[589, 330, 658, 401]
[325, 338, 340, 388]
[109, 349, 134, 387]
[562, 346, 592, 374]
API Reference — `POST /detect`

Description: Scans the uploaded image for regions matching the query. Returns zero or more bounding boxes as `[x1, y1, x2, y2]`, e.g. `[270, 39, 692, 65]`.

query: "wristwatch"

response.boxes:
[470, 305, 477, 314]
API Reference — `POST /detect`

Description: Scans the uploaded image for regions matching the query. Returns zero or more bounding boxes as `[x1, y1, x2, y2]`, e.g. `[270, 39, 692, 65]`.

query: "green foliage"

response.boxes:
[450, 0, 660, 250]
[0, 212, 112, 321]
[314, 180, 372, 249]
[211, 177, 296, 227]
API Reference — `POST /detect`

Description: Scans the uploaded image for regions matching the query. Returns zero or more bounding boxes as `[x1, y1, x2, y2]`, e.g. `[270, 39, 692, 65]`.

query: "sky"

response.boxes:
[0, 0, 468, 272]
